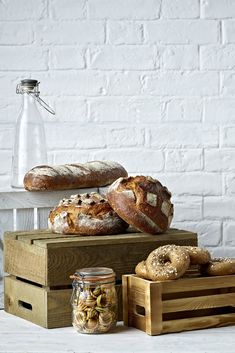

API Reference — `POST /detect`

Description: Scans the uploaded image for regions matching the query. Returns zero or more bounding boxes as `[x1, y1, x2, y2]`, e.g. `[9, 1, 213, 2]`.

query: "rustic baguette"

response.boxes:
[24, 161, 128, 191]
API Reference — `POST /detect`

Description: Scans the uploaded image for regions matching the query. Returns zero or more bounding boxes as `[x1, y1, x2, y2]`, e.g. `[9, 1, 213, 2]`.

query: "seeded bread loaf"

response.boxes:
[48, 192, 129, 235]
[106, 176, 173, 234]
[24, 161, 128, 191]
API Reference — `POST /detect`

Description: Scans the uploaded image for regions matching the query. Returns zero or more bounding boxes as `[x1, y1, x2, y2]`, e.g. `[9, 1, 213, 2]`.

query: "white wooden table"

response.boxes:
[0, 310, 235, 353]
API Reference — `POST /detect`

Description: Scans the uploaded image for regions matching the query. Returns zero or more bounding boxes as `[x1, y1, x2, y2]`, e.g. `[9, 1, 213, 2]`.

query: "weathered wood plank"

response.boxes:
[162, 313, 235, 334]
[4, 235, 47, 285]
[37, 207, 53, 229]
[163, 293, 235, 313]
[4, 276, 47, 328]
[0, 188, 98, 209]
[33, 230, 198, 249]
[15, 209, 34, 231]
[161, 275, 235, 294]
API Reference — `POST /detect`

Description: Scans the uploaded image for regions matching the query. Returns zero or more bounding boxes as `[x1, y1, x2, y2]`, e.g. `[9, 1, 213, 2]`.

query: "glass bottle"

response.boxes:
[70, 267, 118, 334]
[11, 79, 54, 188]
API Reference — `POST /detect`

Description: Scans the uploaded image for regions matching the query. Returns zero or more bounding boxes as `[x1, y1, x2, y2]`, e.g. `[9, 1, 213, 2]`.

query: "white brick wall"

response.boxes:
[0, 0, 235, 256]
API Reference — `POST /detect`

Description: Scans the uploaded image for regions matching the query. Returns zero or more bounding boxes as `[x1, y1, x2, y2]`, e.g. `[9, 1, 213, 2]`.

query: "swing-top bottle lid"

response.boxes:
[16, 79, 55, 115]
[21, 79, 38, 87]
[19, 79, 39, 92]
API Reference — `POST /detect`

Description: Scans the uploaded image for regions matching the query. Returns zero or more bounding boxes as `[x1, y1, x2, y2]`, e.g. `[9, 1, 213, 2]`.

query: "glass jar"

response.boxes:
[71, 267, 117, 334]
[11, 79, 54, 188]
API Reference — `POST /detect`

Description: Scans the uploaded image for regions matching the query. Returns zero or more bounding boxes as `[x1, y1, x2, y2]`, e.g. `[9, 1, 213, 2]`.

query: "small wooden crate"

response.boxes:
[4, 228, 197, 328]
[4, 276, 122, 329]
[122, 274, 235, 335]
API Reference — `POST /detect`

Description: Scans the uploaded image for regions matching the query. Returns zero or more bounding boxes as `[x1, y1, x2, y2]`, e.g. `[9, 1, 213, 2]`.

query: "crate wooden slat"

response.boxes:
[122, 274, 235, 335]
[4, 228, 197, 286]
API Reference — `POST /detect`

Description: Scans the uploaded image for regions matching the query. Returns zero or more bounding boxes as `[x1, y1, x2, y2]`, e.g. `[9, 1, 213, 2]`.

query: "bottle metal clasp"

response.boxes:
[16, 82, 55, 115]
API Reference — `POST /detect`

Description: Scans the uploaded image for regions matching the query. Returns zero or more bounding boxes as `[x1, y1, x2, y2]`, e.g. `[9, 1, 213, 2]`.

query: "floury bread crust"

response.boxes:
[48, 192, 129, 236]
[106, 176, 174, 234]
[24, 161, 128, 191]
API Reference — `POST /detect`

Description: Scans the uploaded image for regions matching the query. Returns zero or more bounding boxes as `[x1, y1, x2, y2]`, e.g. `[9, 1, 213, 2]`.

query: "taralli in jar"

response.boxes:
[70, 267, 117, 334]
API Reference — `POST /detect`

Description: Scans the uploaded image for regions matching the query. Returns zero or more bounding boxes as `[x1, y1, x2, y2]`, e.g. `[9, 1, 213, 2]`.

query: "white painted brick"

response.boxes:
[91, 149, 164, 173]
[156, 173, 222, 196]
[38, 71, 108, 96]
[209, 247, 235, 258]
[88, 0, 161, 19]
[0, 151, 12, 175]
[145, 20, 218, 44]
[205, 149, 235, 172]
[50, 0, 86, 19]
[37, 21, 105, 45]
[204, 197, 235, 219]
[194, 221, 222, 247]
[54, 98, 87, 122]
[165, 149, 203, 172]
[149, 124, 218, 148]
[89, 98, 163, 123]
[204, 99, 235, 123]
[0, 0, 46, 20]
[225, 175, 235, 194]
[0, 125, 14, 149]
[49, 47, 85, 69]
[107, 72, 142, 96]
[161, 45, 198, 70]
[172, 221, 222, 247]
[142, 72, 219, 96]
[224, 222, 235, 246]
[200, 45, 235, 69]
[173, 196, 202, 221]
[106, 127, 144, 147]
[221, 72, 235, 96]
[0, 23, 33, 45]
[201, 0, 235, 19]
[223, 20, 235, 43]
[107, 21, 142, 44]
[0, 47, 48, 71]
[53, 150, 92, 165]
[45, 123, 106, 149]
[222, 126, 235, 147]
[161, 0, 199, 19]
[0, 74, 27, 97]
[0, 98, 20, 123]
[89, 46, 159, 70]
[165, 99, 202, 122]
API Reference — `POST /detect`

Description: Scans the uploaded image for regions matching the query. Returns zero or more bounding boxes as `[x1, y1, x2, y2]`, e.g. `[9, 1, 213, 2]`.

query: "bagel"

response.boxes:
[201, 258, 235, 276]
[183, 246, 211, 265]
[145, 245, 190, 281]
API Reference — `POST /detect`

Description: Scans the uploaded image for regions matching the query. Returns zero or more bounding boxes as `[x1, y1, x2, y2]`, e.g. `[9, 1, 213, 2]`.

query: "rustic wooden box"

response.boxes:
[122, 274, 235, 336]
[4, 228, 197, 328]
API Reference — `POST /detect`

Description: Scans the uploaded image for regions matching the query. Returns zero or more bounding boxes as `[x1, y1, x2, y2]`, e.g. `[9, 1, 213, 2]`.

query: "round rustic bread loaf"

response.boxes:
[48, 192, 129, 236]
[106, 176, 173, 234]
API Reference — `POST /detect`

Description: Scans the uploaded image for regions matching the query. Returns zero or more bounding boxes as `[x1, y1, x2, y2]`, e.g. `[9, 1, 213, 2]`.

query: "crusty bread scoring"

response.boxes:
[48, 192, 128, 236]
[106, 176, 173, 234]
[24, 161, 128, 191]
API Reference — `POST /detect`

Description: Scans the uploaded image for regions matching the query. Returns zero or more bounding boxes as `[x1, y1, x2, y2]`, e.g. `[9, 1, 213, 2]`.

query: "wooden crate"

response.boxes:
[122, 274, 235, 336]
[4, 228, 197, 286]
[4, 228, 197, 328]
[4, 276, 122, 329]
